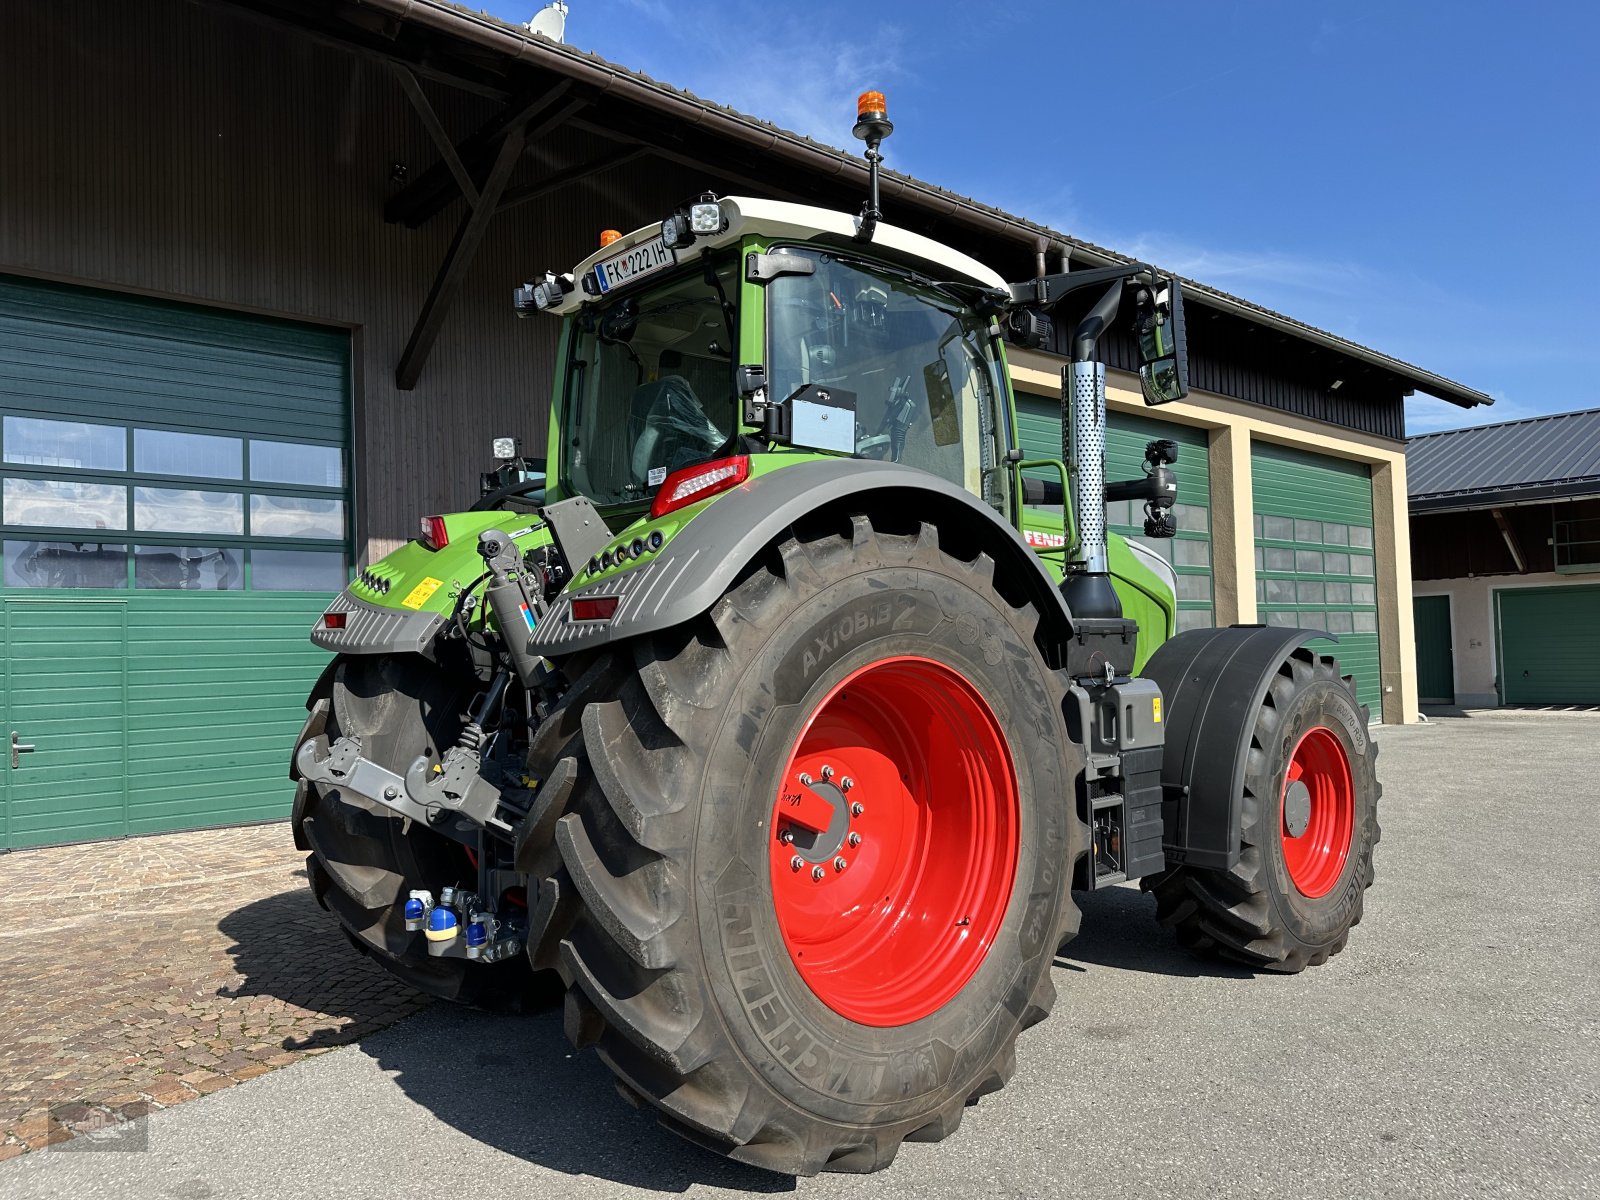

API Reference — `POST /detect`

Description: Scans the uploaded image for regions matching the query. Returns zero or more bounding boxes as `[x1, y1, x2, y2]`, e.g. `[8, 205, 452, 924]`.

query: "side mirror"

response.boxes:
[1136, 277, 1189, 406]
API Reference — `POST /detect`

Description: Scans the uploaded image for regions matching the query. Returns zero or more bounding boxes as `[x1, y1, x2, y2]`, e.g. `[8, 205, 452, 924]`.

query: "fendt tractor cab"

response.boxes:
[293, 94, 1380, 1175]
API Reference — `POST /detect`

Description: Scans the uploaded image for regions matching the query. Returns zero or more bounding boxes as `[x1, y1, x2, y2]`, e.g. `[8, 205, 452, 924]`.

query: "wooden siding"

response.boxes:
[2, 0, 1408, 568]
[1410, 497, 1600, 580]
[1047, 311, 1408, 442]
[0, 0, 709, 560]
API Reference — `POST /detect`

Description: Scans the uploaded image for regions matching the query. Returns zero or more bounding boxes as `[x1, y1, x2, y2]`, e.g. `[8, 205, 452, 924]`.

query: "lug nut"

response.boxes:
[833, 857, 847, 872]
[811, 866, 825, 881]
[840, 777, 854, 792]
[848, 832, 862, 847]
[778, 829, 794, 844]
[850, 801, 864, 817]
[821, 765, 834, 780]
[790, 855, 804, 871]
[798, 772, 812, 786]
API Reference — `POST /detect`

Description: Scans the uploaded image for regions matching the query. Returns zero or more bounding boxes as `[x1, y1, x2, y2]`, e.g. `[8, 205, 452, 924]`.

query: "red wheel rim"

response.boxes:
[767, 656, 1019, 1027]
[1279, 725, 1355, 898]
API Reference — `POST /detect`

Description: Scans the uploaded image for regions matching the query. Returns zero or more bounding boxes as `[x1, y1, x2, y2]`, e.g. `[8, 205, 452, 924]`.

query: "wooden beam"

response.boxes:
[389, 65, 479, 208]
[563, 118, 814, 204]
[395, 126, 527, 391]
[384, 82, 578, 227]
[1491, 507, 1528, 573]
[495, 146, 653, 214]
[208, 0, 514, 102]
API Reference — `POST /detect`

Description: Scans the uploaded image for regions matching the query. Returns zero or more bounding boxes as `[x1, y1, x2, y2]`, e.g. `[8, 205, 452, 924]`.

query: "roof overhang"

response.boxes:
[230, 0, 1494, 409]
[1410, 480, 1600, 513]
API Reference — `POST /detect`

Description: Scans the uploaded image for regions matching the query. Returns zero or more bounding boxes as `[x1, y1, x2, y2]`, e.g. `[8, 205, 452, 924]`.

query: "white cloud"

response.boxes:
[1405, 391, 1535, 435]
[571, 3, 910, 149]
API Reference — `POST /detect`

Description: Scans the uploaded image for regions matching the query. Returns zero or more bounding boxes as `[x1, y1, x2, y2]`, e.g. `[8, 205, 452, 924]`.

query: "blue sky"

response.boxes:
[488, 1, 1598, 434]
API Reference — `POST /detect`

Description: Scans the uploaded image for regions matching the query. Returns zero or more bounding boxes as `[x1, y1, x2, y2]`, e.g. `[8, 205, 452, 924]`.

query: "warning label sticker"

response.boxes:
[401, 576, 443, 610]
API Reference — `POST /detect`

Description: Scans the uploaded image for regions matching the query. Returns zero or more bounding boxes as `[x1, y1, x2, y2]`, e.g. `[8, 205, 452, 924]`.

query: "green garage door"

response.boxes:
[1498, 585, 1600, 704]
[1253, 441, 1381, 717]
[1017, 395, 1214, 631]
[0, 275, 348, 849]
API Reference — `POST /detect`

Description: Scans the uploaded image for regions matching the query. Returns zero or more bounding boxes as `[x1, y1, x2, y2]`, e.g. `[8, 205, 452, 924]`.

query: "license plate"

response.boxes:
[593, 236, 673, 293]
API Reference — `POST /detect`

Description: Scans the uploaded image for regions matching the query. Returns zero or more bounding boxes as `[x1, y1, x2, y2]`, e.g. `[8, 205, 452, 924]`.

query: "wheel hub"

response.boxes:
[767, 656, 1019, 1028]
[1283, 779, 1312, 838]
[778, 770, 854, 865]
[1279, 725, 1356, 898]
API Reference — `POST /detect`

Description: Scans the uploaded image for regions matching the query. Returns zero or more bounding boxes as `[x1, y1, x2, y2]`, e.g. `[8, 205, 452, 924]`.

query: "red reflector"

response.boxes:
[649, 455, 750, 519]
[419, 515, 449, 550]
[571, 596, 620, 622]
[322, 611, 347, 629]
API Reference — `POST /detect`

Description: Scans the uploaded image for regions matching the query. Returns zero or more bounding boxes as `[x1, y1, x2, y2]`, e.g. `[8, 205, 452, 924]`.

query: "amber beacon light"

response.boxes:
[851, 91, 893, 242]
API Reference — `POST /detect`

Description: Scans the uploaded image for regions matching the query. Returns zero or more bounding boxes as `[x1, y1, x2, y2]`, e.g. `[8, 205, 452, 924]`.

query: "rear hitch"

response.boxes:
[404, 886, 525, 962]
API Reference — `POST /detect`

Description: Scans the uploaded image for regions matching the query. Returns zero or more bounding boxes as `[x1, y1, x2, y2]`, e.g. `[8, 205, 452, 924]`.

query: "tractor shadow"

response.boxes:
[216, 880, 430, 1051]
[219, 887, 793, 1193]
[1057, 885, 1253, 979]
[360, 1004, 795, 1194]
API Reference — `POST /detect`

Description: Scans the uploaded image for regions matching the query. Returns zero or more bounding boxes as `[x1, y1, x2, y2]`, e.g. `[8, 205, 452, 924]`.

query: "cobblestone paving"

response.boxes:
[0, 823, 431, 1159]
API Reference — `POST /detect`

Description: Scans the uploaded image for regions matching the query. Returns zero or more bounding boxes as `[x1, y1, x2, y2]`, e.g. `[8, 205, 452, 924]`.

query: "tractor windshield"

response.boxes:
[766, 247, 1008, 510]
[561, 255, 739, 507]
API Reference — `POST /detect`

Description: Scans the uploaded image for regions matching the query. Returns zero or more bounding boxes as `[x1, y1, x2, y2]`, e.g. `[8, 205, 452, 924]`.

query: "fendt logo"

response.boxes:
[1024, 530, 1067, 549]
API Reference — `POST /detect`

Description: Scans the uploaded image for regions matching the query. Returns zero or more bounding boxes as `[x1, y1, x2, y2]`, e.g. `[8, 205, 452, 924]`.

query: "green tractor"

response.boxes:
[292, 95, 1380, 1174]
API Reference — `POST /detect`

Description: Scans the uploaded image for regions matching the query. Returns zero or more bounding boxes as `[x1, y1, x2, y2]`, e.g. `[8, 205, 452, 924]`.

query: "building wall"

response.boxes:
[1, 0, 704, 563]
[1010, 348, 1417, 723]
[1414, 572, 1598, 707]
[5, 1, 1428, 728]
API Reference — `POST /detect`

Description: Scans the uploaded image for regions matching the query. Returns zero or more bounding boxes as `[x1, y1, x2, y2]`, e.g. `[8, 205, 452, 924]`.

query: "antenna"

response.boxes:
[851, 91, 893, 242]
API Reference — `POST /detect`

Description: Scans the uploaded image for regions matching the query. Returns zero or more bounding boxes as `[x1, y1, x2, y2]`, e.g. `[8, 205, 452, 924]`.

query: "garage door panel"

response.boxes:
[1, 275, 344, 847]
[1, 323, 347, 393]
[127, 731, 301, 764]
[1254, 441, 1382, 717]
[126, 767, 300, 809]
[126, 673, 328, 703]
[1499, 586, 1600, 704]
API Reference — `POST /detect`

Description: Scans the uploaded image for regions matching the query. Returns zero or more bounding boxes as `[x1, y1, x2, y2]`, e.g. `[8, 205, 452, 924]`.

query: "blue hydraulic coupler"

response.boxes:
[404, 889, 434, 932]
[424, 905, 459, 956]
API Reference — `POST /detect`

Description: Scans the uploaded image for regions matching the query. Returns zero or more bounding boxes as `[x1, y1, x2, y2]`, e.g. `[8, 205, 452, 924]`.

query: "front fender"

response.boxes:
[1142, 624, 1336, 870]
[527, 459, 1075, 657]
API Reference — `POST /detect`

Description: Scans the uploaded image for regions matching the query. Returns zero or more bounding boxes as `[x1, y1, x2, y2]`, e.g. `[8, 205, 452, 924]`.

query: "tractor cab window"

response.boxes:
[766, 248, 1007, 509]
[562, 256, 739, 507]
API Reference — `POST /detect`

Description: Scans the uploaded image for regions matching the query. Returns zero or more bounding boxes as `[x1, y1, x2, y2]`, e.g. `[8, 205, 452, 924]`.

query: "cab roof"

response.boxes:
[546, 196, 1007, 316]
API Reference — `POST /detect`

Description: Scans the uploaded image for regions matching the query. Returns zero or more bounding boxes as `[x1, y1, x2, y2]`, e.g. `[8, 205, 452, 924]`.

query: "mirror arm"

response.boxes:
[1071, 281, 1126, 363]
[1006, 262, 1154, 309]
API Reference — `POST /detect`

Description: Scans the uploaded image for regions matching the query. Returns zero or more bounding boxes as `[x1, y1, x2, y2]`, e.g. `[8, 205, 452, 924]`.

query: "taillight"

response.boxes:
[649, 455, 750, 519]
[419, 515, 449, 550]
[322, 611, 347, 629]
[571, 596, 620, 622]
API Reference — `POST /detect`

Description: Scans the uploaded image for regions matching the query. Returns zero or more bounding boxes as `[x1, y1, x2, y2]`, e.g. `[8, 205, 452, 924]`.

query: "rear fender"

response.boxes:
[1141, 625, 1335, 870]
[527, 459, 1076, 658]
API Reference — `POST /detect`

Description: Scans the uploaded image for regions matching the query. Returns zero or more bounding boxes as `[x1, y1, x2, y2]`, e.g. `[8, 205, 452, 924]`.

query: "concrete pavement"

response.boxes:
[3, 711, 1596, 1199]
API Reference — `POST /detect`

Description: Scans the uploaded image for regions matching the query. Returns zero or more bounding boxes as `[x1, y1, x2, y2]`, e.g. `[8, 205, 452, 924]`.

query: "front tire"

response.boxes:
[1145, 648, 1381, 972]
[292, 654, 544, 1009]
[528, 517, 1085, 1174]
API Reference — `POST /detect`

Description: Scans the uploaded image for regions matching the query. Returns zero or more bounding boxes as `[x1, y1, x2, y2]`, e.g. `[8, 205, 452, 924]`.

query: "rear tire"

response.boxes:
[1144, 648, 1380, 972]
[292, 654, 551, 1010]
[528, 517, 1085, 1174]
